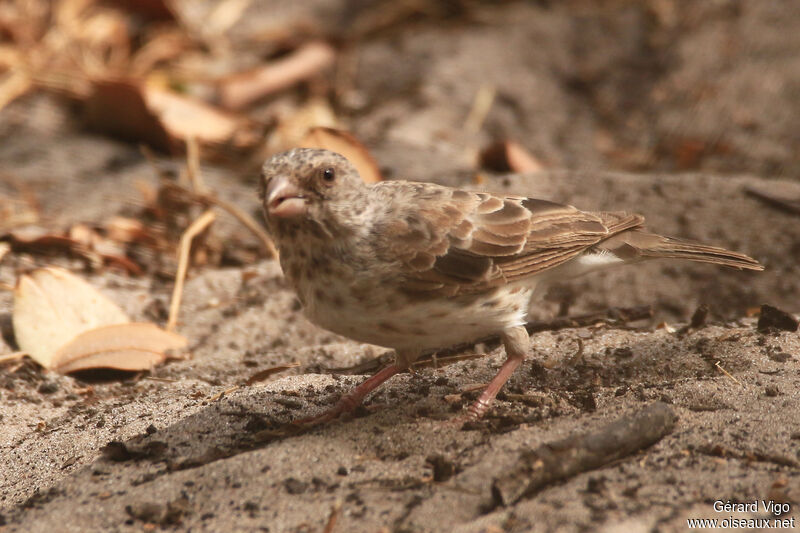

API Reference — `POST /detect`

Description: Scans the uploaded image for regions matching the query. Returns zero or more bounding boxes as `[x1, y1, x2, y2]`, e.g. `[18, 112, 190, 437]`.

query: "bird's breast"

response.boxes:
[295, 269, 537, 353]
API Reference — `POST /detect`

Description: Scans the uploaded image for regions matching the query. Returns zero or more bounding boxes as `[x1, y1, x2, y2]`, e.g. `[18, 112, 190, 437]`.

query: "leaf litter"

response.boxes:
[13, 266, 188, 373]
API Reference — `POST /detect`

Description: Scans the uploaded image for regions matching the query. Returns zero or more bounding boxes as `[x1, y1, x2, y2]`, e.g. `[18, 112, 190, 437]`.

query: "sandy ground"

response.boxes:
[2, 1, 800, 532]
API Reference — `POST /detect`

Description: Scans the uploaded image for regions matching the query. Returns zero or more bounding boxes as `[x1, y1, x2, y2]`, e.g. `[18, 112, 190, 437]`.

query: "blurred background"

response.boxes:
[1, 0, 798, 319]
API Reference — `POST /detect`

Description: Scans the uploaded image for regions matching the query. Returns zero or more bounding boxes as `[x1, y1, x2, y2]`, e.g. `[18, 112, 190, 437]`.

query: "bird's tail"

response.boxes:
[598, 230, 764, 271]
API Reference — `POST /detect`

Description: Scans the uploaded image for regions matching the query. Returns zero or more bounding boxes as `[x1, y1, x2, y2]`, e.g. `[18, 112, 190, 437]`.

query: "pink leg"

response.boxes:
[294, 363, 403, 427]
[467, 326, 530, 420]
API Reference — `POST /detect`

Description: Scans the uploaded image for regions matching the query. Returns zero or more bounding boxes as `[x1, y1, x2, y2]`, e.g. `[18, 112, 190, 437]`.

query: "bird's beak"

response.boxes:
[265, 176, 307, 219]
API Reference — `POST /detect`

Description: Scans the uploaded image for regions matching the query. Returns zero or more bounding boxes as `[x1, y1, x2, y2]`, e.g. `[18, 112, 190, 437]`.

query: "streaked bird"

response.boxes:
[259, 148, 763, 424]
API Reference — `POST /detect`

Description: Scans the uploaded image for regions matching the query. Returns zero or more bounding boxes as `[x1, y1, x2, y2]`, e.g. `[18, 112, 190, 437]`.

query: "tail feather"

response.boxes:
[599, 230, 764, 271]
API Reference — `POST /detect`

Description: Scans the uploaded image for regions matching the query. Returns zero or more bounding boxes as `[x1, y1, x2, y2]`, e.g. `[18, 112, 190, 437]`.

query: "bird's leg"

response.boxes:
[293, 362, 404, 427]
[467, 326, 530, 420]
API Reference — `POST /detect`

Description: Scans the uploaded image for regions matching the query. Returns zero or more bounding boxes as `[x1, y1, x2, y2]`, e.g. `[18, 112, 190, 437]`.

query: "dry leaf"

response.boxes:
[105, 216, 147, 244]
[85, 79, 172, 150]
[268, 98, 338, 153]
[85, 79, 261, 154]
[13, 267, 130, 368]
[479, 140, 544, 173]
[300, 127, 383, 183]
[106, 0, 176, 21]
[145, 86, 260, 149]
[51, 323, 188, 374]
[219, 41, 336, 110]
[8, 226, 140, 274]
[0, 241, 10, 264]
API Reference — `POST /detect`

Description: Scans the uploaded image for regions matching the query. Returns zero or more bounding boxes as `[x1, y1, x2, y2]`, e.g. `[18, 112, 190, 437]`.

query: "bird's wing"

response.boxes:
[372, 183, 643, 297]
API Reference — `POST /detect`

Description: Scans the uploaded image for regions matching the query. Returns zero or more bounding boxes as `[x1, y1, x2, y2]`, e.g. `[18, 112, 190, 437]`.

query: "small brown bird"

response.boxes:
[259, 148, 763, 424]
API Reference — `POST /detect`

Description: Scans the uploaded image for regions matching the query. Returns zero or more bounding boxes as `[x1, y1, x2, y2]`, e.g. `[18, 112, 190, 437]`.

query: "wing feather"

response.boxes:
[370, 182, 644, 297]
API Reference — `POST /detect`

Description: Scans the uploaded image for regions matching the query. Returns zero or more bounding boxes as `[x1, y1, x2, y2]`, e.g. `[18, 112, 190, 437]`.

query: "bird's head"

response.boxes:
[259, 148, 367, 236]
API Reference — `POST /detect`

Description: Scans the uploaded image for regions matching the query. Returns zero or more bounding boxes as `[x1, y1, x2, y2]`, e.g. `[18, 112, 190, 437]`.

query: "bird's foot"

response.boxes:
[291, 396, 359, 428]
[292, 363, 403, 428]
[443, 397, 493, 429]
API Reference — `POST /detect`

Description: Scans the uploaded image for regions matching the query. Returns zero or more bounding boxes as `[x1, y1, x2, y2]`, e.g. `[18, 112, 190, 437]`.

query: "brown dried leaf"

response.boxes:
[219, 41, 336, 110]
[145, 86, 260, 149]
[85, 79, 172, 151]
[479, 140, 544, 173]
[300, 127, 383, 183]
[268, 98, 338, 153]
[13, 267, 130, 368]
[85, 79, 261, 154]
[105, 216, 147, 244]
[105, 0, 176, 21]
[52, 323, 188, 374]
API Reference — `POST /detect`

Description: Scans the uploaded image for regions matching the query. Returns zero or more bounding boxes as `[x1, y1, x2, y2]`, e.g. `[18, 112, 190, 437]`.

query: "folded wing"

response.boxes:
[372, 183, 645, 297]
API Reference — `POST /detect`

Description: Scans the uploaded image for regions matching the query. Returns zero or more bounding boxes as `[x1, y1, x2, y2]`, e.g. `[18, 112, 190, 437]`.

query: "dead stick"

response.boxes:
[0, 351, 26, 364]
[714, 360, 742, 386]
[744, 186, 800, 215]
[185, 136, 207, 194]
[167, 182, 277, 258]
[323, 501, 342, 533]
[492, 401, 677, 506]
[167, 210, 216, 331]
[198, 193, 277, 257]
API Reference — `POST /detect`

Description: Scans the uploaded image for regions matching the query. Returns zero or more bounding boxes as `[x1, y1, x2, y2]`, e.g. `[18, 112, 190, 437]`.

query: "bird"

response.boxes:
[259, 148, 763, 425]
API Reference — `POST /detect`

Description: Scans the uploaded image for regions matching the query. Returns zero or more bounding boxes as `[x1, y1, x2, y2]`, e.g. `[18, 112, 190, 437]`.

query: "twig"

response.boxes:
[744, 186, 800, 215]
[167, 210, 216, 331]
[208, 363, 301, 400]
[210, 385, 239, 402]
[695, 444, 799, 468]
[464, 85, 496, 133]
[197, 192, 277, 257]
[492, 402, 677, 505]
[0, 352, 26, 364]
[714, 360, 742, 386]
[244, 362, 300, 385]
[219, 41, 336, 110]
[323, 501, 342, 533]
[140, 145, 277, 257]
[185, 136, 207, 194]
[164, 181, 277, 257]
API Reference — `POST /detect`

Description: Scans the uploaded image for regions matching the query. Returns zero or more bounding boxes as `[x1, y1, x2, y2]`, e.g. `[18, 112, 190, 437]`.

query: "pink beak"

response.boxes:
[266, 176, 307, 219]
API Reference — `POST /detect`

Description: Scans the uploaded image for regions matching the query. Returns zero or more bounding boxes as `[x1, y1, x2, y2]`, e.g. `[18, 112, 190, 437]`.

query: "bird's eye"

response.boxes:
[321, 167, 335, 183]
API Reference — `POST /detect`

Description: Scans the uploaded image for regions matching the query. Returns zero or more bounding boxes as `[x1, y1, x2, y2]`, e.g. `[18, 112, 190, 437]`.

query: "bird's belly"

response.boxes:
[302, 282, 534, 352]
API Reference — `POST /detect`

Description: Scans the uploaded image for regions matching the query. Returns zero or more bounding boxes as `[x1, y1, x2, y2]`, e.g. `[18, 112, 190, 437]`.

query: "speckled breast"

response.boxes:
[280, 238, 535, 353]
